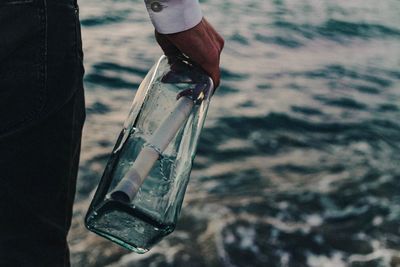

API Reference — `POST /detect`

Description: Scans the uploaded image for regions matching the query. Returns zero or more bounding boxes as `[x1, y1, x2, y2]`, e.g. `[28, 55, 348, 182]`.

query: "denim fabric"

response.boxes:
[0, 0, 85, 266]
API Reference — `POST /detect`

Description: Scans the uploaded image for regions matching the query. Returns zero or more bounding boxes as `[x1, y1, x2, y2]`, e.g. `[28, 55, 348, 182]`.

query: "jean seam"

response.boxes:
[39, 0, 48, 117]
[0, 0, 47, 136]
[74, 5, 83, 61]
[0, 0, 34, 4]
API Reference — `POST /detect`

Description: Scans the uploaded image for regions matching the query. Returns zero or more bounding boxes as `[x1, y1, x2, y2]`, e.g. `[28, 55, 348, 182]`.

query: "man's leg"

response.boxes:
[0, 0, 85, 266]
[0, 85, 85, 267]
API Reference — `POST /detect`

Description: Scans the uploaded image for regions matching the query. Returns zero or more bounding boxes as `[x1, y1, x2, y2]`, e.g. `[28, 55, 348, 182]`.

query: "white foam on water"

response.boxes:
[236, 225, 259, 253]
[372, 216, 383, 226]
[224, 230, 236, 245]
[305, 214, 323, 227]
[279, 251, 290, 267]
[307, 252, 346, 267]
[111, 239, 186, 267]
[349, 239, 398, 266]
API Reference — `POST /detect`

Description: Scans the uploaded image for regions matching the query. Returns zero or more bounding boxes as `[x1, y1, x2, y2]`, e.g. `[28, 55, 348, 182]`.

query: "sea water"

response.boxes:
[72, 0, 400, 266]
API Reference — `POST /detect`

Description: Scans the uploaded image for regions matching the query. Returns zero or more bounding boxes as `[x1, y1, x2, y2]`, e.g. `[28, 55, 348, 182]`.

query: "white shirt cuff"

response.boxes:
[145, 0, 203, 34]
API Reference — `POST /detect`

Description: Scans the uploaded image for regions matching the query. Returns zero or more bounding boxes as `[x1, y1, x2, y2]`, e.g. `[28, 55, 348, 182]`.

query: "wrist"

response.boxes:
[145, 0, 203, 34]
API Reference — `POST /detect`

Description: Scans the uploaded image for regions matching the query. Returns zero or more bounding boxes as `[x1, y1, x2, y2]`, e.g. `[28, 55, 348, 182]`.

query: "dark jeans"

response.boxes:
[0, 0, 85, 266]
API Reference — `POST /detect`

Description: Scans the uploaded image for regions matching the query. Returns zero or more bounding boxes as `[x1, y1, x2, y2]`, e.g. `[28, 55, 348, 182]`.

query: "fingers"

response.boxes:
[176, 88, 194, 100]
[155, 18, 224, 90]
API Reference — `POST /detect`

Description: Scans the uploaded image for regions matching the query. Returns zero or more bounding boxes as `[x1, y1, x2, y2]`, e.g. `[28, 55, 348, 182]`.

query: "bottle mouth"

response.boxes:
[160, 55, 214, 103]
[110, 191, 131, 203]
[176, 83, 211, 105]
[161, 56, 212, 83]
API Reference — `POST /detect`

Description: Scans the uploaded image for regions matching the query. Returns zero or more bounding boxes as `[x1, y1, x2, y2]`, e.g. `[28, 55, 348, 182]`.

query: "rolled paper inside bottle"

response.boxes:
[110, 96, 195, 202]
[111, 169, 142, 203]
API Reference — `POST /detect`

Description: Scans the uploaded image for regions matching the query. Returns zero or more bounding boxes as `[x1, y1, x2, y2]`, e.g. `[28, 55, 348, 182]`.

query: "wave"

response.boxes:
[198, 112, 400, 159]
[274, 19, 400, 40]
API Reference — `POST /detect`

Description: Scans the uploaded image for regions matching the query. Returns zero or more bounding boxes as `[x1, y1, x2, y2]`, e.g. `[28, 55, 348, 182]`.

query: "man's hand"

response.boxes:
[155, 18, 224, 89]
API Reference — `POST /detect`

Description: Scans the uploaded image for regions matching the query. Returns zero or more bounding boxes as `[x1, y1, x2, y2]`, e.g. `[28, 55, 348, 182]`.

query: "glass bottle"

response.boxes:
[85, 55, 214, 253]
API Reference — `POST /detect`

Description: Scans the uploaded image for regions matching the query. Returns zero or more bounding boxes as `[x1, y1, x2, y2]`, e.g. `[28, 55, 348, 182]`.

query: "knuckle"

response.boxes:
[219, 38, 225, 50]
[215, 33, 225, 48]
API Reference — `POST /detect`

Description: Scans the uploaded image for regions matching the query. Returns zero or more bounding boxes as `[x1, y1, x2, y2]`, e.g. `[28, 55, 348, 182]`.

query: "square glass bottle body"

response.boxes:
[85, 56, 213, 253]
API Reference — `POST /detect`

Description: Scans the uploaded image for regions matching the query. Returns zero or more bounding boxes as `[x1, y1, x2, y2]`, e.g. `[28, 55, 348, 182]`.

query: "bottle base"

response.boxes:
[85, 199, 175, 253]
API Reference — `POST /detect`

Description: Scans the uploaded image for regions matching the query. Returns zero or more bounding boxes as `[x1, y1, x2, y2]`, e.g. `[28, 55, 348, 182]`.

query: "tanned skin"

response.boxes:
[155, 18, 225, 89]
